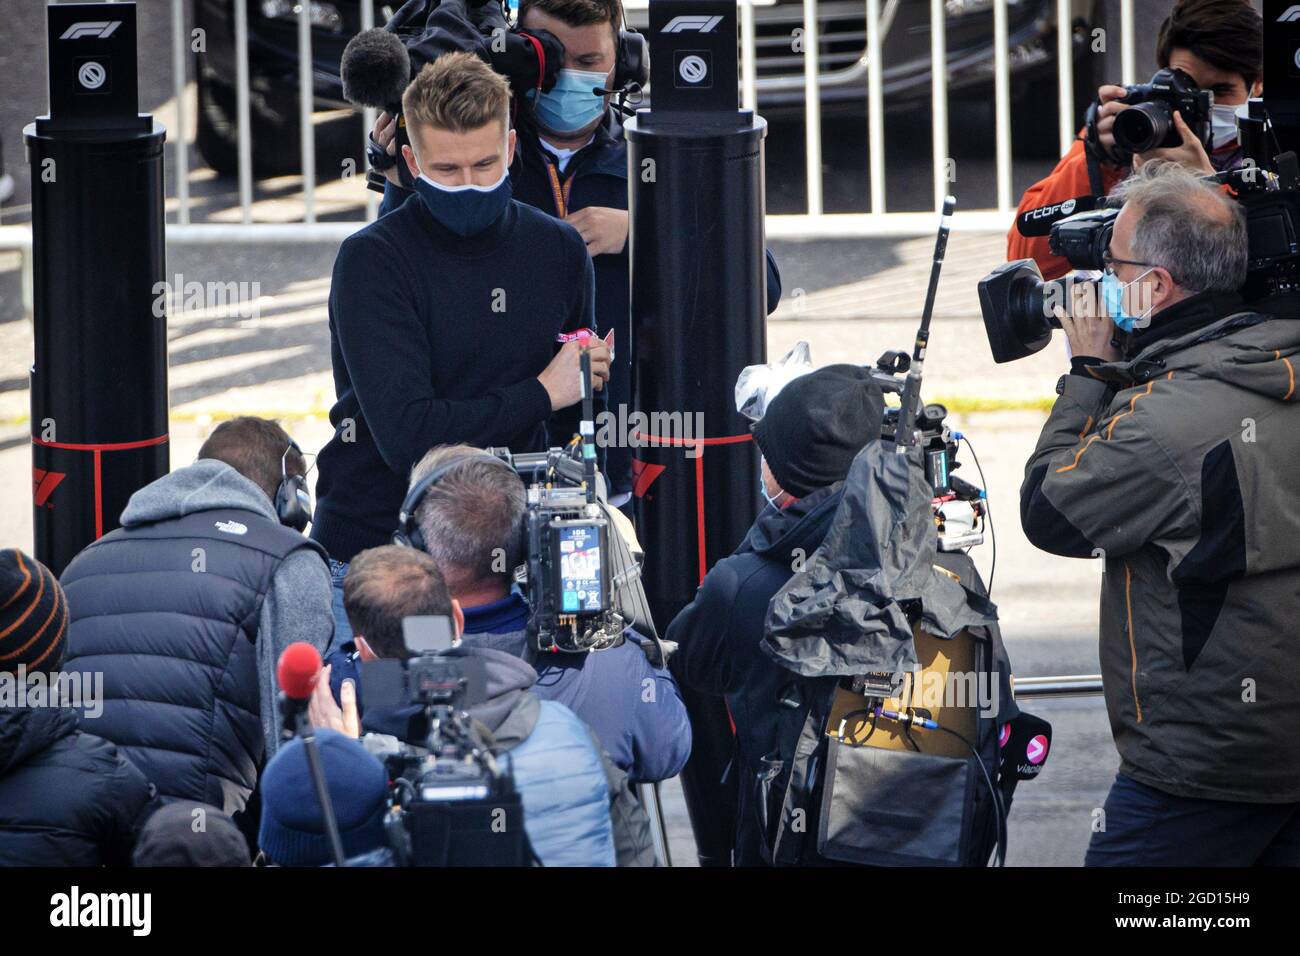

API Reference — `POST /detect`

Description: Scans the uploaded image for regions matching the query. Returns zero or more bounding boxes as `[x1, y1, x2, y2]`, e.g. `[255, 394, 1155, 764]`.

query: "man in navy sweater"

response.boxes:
[313, 52, 611, 642]
[371, 0, 783, 508]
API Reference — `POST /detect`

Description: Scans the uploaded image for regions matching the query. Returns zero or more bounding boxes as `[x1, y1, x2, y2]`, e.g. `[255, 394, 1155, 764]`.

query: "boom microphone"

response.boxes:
[1016, 195, 1100, 237]
[341, 28, 412, 111]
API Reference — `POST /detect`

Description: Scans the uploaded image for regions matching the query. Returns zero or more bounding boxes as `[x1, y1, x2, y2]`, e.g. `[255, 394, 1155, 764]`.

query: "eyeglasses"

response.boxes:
[1101, 249, 1156, 277]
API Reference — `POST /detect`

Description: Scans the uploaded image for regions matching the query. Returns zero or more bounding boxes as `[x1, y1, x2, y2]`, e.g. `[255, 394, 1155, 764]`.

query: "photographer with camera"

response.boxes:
[381, 444, 690, 784]
[1008, 0, 1262, 280]
[311, 545, 656, 865]
[370, 0, 784, 507]
[1019, 161, 1300, 866]
[312, 52, 611, 643]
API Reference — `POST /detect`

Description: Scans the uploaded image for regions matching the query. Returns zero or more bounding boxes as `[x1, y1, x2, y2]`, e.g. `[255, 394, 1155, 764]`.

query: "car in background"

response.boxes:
[193, 0, 1100, 176]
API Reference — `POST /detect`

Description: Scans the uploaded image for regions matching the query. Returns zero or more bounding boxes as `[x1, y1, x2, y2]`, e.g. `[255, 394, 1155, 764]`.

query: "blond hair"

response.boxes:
[402, 52, 511, 137]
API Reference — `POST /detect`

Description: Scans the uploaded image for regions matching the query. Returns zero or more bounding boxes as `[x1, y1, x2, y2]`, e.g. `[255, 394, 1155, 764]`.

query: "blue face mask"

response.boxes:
[412, 168, 513, 237]
[1100, 267, 1154, 333]
[528, 68, 609, 135]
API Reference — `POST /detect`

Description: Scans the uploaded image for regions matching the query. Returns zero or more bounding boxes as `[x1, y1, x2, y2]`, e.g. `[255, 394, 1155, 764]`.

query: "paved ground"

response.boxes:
[0, 0, 1182, 866]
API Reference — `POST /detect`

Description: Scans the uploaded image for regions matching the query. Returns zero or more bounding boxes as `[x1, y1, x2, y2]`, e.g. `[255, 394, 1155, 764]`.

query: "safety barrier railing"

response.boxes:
[1, 0, 1139, 292]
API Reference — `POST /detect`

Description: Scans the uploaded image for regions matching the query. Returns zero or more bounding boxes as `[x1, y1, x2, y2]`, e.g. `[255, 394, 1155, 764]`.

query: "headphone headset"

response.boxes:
[275, 440, 313, 532]
[393, 452, 526, 565]
[614, 15, 648, 91]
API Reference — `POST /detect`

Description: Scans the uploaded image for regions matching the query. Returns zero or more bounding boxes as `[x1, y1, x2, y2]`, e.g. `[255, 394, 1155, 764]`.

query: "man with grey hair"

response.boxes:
[376, 444, 690, 784]
[1020, 159, 1300, 865]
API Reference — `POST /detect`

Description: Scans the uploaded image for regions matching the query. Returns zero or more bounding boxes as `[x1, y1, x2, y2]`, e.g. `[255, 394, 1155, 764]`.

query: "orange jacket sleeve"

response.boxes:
[1007, 130, 1127, 280]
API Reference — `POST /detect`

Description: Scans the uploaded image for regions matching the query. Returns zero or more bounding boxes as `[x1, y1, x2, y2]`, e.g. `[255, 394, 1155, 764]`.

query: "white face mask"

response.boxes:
[1210, 103, 1249, 151]
[759, 458, 786, 509]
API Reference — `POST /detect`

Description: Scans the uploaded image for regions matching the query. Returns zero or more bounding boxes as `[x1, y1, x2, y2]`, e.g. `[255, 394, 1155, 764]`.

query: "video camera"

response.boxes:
[866, 349, 989, 552]
[341, 0, 565, 193]
[359, 616, 530, 866]
[982, 96, 1300, 364]
[489, 352, 660, 656]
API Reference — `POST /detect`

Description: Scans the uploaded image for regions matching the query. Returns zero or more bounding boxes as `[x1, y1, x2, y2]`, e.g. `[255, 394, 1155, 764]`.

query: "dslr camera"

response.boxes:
[981, 99, 1300, 363]
[360, 616, 529, 866]
[1087, 67, 1213, 163]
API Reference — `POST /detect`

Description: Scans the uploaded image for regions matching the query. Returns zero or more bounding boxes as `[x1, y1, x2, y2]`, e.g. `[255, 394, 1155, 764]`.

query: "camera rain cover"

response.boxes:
[762, 440, 998, 682]
[736, 341, 814, 421]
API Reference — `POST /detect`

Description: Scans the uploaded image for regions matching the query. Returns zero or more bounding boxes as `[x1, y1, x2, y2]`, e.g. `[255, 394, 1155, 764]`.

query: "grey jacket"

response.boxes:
[1022, 296, 1300, 802]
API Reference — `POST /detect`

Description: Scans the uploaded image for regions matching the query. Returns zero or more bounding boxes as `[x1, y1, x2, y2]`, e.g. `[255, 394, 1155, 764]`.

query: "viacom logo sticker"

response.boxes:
[1025, 734, 1049, 765]
[998, 723, 1011, 748]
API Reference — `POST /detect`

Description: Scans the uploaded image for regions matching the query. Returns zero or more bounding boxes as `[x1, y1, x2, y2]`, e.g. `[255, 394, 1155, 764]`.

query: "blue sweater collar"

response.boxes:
[463, 592, 530, 635]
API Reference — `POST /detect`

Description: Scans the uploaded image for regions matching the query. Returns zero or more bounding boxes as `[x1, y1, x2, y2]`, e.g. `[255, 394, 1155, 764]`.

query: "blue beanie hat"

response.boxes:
[258, 729, 389, 866]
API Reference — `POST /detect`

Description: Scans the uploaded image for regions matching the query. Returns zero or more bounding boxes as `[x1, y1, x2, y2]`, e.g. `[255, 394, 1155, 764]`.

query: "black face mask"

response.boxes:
[412, 169, 513, 236]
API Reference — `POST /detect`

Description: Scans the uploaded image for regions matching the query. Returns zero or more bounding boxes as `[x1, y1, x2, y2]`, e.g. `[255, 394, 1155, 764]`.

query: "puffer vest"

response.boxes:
[60, 508, 326, 813]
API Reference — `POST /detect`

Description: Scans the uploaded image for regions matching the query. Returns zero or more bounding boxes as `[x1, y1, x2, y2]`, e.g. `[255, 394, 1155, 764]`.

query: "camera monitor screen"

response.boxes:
[556, 521, 607, 613]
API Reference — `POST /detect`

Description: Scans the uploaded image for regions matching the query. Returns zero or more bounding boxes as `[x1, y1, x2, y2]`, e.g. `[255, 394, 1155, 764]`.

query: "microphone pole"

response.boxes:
[895, 196, 955, 450]
[278, 644, 348, 868]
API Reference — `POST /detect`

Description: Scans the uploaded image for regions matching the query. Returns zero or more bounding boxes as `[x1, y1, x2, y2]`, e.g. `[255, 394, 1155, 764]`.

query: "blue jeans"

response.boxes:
[328, 558, 354, 651]
[1086, 772, 1300, 866]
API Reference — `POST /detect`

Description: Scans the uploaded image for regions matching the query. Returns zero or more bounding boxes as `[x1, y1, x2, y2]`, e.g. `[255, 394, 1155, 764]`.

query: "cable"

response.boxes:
[835, 707, 1007, 866]
[959, 434, 996, 598]
[935, 725, 1007, 868]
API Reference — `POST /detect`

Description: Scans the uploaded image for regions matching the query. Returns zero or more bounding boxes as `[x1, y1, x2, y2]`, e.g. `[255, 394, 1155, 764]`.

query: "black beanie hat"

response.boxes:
[752, 364, 885, 498]
[133, 801, 253, 867]
[0, 549, 68, 675]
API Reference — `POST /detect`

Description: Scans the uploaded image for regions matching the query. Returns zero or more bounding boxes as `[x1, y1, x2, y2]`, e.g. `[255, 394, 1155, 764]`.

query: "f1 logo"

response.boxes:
[60, 20, 122, 40]
[1280, 5, 1300, 21]
[661, 15, 723, 33]
[33, 468, 67, 507]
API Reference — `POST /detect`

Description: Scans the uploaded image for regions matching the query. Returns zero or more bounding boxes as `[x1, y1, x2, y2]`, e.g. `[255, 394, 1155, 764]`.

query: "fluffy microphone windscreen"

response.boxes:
[341, 28, 412, 109]
[277, 641, 323, 701]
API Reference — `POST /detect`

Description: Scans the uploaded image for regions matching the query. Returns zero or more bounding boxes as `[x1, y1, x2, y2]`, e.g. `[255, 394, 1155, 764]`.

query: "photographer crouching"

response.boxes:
[1019, 160, 1300, 865]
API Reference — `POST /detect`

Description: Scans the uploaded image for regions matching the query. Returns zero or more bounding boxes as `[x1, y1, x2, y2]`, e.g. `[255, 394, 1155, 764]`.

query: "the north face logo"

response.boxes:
[214, 520, 248, 535]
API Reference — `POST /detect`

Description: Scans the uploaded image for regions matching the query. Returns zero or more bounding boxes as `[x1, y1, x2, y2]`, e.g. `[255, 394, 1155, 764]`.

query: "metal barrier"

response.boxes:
[1012, 674, 1103, 699]
[156, 0, 1133, 232]
[0, 0, 1144, 284]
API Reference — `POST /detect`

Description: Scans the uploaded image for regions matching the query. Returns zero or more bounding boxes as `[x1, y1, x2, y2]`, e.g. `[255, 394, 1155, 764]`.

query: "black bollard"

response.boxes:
[25, 2, 168, 575]
[628, 0, 768, 866]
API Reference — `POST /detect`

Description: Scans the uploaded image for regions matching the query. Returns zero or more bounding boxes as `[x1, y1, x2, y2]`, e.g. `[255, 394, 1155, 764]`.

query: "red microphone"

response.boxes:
[277, 642, 323, 701]
[274, 640, 347, 867]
